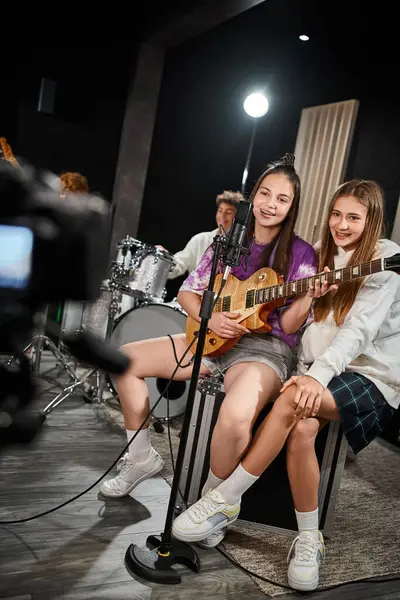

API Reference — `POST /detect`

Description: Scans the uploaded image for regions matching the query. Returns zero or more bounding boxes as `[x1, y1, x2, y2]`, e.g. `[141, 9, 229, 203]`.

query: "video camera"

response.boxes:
[0, 161, 126, 448]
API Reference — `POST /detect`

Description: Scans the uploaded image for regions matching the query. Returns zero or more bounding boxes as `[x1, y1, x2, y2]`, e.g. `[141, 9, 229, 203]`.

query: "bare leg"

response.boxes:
[286, 418, 327, 512]
[242, 386, 339, 476]
[100, 334, 210, 497]
[210, 362, 281, 480]
[285, 418, 329, 592]
[172, 361, 281, 544]
[115, 333, 210, 430]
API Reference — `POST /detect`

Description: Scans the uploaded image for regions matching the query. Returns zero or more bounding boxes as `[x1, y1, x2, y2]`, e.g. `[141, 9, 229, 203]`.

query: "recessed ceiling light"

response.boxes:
[299, 34, 309, 41]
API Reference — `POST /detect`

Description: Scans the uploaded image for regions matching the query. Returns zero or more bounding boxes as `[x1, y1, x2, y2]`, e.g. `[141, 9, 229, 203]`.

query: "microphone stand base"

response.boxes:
[125, 535, 200, 584]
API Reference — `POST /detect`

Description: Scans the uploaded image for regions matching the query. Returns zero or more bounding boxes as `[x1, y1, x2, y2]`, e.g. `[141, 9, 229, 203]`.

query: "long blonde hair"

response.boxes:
[314, 179, 384, 325]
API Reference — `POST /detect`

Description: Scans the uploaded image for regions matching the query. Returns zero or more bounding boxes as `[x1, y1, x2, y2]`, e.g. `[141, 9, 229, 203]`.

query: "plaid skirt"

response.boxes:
[328, 372, 396, 454]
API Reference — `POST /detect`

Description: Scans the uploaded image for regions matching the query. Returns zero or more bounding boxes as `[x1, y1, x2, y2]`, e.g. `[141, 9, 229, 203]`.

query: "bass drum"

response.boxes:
[109, 302, 188, 419]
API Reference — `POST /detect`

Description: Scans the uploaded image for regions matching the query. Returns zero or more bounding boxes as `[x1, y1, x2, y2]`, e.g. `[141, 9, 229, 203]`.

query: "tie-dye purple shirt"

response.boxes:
[180, 235, 318, 348]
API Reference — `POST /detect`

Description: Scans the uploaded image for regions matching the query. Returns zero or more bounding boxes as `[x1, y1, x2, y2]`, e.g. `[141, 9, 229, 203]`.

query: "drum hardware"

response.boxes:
[7, 235, 182, 425]
[116, 236, 175, 304]
[43, 267, 125, 414]
[5, 304, 99, 415]
[42, 262, 175, 428]
[6, 265, 124, 415]
[42, 302, 130, 416]
[6, 304, 73, 377]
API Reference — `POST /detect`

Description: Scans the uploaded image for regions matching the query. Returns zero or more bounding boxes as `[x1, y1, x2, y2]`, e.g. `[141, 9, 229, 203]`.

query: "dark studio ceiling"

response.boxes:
[9, 0, 394, 91]
[137, 0, 395, 77]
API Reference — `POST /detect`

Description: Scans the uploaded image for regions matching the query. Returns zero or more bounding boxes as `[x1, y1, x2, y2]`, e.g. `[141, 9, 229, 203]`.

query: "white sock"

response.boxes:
[202, 469, 225, 496]
[126, 428, 151, 462]
[295, 508, 319, 540]
[216, 463, 259, 505]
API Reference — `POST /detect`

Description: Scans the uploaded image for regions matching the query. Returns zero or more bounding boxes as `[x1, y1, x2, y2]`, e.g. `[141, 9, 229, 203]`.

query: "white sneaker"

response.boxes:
[172, 489, 240, 543]
[197, 527, 227, 549]
[287, 530, 325, 591]
[196, 486, 227, 549]
[99, 447, 164, 498]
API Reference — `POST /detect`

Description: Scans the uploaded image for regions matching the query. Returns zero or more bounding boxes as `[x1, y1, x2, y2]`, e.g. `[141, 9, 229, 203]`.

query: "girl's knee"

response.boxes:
[216, 404, 253, 439]
[118, 341, 146, 375]
[272, 386, 297, 419]
[287, 418, 320, 452]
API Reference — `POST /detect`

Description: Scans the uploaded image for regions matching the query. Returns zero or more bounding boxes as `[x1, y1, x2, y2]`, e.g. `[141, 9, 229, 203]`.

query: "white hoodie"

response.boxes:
[297, 238, 400, 409]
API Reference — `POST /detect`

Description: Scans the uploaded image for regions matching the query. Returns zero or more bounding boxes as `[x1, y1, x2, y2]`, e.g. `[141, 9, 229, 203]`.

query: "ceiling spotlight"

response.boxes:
[299, 34, 309, 41]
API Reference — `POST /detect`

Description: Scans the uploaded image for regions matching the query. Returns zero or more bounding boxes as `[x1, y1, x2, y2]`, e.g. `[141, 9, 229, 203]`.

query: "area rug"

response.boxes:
[102, 401, 400, 596]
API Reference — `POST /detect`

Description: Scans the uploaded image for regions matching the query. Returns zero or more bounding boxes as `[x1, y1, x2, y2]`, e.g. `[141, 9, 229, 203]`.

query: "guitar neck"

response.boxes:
[252, 257, 385, 306]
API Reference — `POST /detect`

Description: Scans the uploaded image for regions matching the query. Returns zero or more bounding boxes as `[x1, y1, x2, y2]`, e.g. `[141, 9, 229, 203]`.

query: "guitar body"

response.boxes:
[186, 267, 284, 357]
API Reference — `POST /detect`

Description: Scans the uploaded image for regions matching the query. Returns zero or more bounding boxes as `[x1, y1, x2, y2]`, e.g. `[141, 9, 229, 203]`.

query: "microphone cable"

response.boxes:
[0, 334, 198, 525]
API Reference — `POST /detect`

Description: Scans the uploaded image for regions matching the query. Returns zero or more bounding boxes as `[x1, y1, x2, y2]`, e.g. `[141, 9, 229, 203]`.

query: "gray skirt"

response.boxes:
[201, 333, 293, 383]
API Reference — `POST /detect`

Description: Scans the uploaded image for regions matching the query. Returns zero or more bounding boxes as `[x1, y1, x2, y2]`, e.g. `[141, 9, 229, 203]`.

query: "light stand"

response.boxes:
[241, 118, 257, 195]
[241, 91, 269, 195]
[124, 234, 225, 584]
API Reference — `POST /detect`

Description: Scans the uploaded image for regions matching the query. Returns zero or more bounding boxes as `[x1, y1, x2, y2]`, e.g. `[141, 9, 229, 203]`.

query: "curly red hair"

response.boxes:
[60, 172, 89, 193]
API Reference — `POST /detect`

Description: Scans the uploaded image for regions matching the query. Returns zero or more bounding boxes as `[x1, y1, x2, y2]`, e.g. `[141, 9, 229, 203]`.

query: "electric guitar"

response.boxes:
[186, 253, 400, 357]
[0, 137, 18, 166]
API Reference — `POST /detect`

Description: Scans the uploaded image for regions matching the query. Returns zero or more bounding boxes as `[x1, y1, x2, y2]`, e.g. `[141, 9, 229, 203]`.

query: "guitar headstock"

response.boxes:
[385, 253, 400, 274]
[0, 137, 18, 166]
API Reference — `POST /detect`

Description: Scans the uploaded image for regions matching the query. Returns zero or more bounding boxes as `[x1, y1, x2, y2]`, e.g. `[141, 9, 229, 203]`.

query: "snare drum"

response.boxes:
[109, 301, 188, 419]
[61, 280, 137, 341]
[117, 237, 175, 303]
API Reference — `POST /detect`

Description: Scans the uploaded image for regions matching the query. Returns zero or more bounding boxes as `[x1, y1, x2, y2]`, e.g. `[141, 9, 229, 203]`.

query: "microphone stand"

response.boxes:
[124, 233, 226, 584]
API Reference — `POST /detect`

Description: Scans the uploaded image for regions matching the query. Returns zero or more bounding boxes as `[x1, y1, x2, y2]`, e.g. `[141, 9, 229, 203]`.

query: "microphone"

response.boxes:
[221, 200, 252, 280]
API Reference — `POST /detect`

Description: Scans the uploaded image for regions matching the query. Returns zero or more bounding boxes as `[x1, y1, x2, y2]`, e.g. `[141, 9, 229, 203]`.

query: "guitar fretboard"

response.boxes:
[247, 257, 384, 308]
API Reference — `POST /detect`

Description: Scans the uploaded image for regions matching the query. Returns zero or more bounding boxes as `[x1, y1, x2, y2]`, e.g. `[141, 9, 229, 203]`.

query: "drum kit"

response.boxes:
[23, 236, 189, 422]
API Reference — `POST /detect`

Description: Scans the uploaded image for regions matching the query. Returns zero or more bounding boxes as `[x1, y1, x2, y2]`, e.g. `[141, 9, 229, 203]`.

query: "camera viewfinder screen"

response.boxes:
[0, 225, 33, 289]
